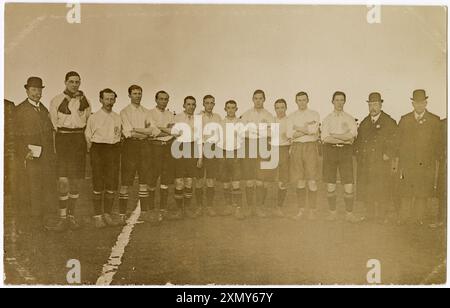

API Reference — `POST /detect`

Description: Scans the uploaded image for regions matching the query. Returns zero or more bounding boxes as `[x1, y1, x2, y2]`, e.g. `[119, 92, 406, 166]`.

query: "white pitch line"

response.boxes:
[96, 203, 141, 286]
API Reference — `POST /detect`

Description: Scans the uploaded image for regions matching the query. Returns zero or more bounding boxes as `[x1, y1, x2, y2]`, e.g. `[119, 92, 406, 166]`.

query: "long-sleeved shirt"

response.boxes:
[286, 109, 320, 143]
[120, 103, 154, 139]
[240, 108, 275, 139]
[173, 112, 200, 143]
[148, 107, 175, 142]
[271, 116, 291, 146]
[199, 111, 222, 144]
[85, 108, 122, 145]
[49, 93, 91, 130]
[321, 110, 358, 144]
[219, 116, 245, 151]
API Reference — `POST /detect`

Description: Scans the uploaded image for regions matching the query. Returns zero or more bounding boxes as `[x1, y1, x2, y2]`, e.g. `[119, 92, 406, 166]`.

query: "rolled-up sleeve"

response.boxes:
[120, 109, 133, 138]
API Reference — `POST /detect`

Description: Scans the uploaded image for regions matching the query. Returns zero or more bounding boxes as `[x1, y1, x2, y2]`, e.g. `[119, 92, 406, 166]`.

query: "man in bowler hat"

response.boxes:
[354, 92, 397, 223]
[14, 77, 56, 231]
[396, 89, 441, 225]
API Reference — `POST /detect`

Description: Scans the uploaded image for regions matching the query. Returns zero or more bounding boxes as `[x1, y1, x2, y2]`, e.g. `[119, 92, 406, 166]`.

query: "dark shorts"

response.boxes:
[55, 131, 86, 179]
[322, 143, 354, 184]
[120, 138, 151, 186]
[173, 142, 199, 179]
[220, 150, 242, 182]
[196, 143, 221, 179]
[276, 145, 291, 184]
[148, 140, 175, 187]
[90, 142, 120, 192]
[241, 138, 277, 182]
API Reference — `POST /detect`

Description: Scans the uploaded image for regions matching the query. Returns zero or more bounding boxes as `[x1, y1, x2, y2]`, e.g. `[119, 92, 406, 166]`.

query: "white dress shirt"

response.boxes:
[85, 108, 122, 144]
[49, 93, 91, 130]
[286, 109, 320, 143]
[321, 110, 358, 144]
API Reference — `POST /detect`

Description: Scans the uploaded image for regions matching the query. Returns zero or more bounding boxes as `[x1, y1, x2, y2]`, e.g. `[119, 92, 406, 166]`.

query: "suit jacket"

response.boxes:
[354, 111, 397, 202]
[355, 111, 397, 161]
[397, 110, 441, 170]
[14, 99, 55, 163]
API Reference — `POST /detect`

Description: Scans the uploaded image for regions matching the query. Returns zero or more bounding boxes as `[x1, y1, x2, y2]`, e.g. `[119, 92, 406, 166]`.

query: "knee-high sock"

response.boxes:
[139, 190, 149, 212]
[93, 192, 103, 216]
[328, 191, 337, 211]
[104, 191, 115, 214]
[308, 189, 317, 210]
[148, 190, 156, 211]
[118, 192, 128, 215]
[224, 187, 232, 205]
[68, 192, 79, 217]
[206, 187, 215, 207]
[174, 189, 184, 210]
[195, 188, 204, 208]
[246, 187, 255, 208]
[232, 188, 243, 208]
[184, 187, 193, 208]
[59, 193, 69, 218]
[160, 188, 169, 210]
[344, 192, 354, 213]
[296, 188, 306, 209]
[278, 188, 288, 208]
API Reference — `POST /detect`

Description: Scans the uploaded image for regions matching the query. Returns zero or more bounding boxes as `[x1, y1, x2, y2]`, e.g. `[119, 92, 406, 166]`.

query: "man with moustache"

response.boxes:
[321, 91, 360, 223]
[396, 89, 441, 225]
[118, 85, 160, 225]
[85, 89, 122, 228]
[49, 71, 91, 232]
[14, 77, 56, 231]
[354, 92, 397, 224]
[286, 92, 321, 221]
[240, 89, 275, 218]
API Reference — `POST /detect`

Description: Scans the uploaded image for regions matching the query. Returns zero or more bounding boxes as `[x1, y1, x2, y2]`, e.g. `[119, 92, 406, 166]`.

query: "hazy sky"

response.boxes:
[4, 4, 447, 121]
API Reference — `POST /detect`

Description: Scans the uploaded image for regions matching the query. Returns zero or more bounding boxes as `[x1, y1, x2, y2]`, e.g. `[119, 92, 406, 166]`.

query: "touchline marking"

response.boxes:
[96, 202, 141, 285]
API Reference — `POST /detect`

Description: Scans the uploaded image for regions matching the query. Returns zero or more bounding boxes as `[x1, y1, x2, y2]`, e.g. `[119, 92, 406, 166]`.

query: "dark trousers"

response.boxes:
[90, 143, 120, 192]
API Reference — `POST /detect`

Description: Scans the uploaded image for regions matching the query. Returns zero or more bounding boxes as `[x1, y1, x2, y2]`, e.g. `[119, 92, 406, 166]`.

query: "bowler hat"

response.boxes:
[367, 92, 383, 103]
[24, 77, 45, 89]
[411, 89, 428, 102]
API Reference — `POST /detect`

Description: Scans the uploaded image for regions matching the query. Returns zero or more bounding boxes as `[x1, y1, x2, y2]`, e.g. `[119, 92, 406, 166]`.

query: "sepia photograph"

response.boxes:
[1, 1, 448, 289]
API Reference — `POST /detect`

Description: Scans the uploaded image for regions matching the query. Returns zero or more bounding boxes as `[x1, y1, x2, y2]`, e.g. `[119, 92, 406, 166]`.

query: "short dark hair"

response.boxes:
[332, 91, 346, 102]
[128, 85, 142, 95]
[274, 99, 287, 108]
[295, 91, 309, 100]
[203, 95, 215, 102]
[155, 90, 169, 100]
[225, 100, 237, 108]
[184, 96, 196, 105]
[65, 71, 81, 82]
[253, 89, 266, 100]
[99, 88, 117, 99]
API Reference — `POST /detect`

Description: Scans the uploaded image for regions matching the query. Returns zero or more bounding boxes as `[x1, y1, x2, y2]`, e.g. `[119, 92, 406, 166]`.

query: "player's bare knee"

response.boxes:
[308, 181, 318, 192]
[327, 183, 337, 193]
[175, 178, 184, 190]
[206, 178, 215, 188]
[246, 180, 255, 188]
[297, 180, 306, 189]
[278, 182, 288, 190]
[256, 180, 264, 187]
[119, 186, 129, 194]
[344, 184, 353, 195]
[231, 181, 240, 190]
[138, 184, 148, 192]
[223, 182, 231, 190]
[58, 177, 69, 193]
[160, 184, 169, 190]
[184, 178, 193, 189]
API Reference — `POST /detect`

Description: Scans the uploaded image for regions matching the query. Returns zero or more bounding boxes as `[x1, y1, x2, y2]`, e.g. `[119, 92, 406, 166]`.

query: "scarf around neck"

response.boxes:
[58, 90, 90, 115]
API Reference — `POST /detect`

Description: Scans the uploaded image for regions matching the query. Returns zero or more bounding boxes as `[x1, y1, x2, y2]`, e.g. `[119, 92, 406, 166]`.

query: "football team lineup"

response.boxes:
[3, 4, 446, 286]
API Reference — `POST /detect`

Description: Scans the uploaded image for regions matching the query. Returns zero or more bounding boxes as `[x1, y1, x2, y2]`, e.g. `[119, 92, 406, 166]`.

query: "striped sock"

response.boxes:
[104, 191, 115, 214]
[119, 192, 129, 215]
[59, 194, 69, 218]
[68, 192, 79, 217]
[174, 189, 184, 210]
[93, 191, 103, 216]
[139, 190, 149, 212]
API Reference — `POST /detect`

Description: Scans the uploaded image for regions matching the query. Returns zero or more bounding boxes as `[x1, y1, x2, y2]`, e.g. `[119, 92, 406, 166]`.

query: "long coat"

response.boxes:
[354, 111, 397, 202]
[397, 110, 441, 198]
[14, 99, 56, 218]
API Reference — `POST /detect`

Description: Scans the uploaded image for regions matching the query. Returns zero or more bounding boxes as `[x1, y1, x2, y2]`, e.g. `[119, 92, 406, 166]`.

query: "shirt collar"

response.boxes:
[28, 99, 40, 108]
[415, 111, 426, 119]
[371, 113, 382, 122]
[333, 110, 344, 116]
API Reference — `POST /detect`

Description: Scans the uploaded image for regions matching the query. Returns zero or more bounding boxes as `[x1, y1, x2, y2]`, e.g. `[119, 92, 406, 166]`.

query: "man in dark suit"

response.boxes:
[397, 89, 441, 225]
[14, 77, 56, 231]
[354, 92, 397, 224]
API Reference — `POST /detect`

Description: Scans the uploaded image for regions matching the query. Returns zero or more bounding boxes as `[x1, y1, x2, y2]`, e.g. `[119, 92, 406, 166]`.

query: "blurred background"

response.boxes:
[4, 4, 447, 121]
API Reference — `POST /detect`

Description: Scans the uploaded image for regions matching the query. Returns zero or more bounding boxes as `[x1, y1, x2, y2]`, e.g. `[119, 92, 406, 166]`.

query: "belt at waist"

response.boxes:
[325, 143, 352, 148]
[149, 139, 173, 146]
[57, 127, 85, 133]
